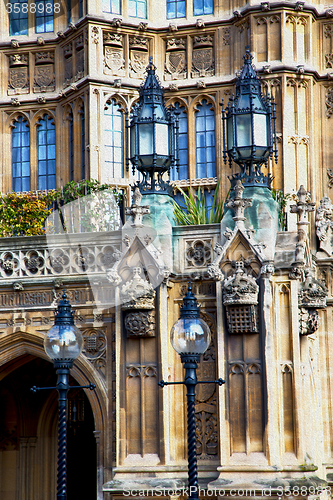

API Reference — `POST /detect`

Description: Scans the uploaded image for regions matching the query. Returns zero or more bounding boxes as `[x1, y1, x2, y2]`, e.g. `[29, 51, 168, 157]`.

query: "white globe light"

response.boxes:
[44, 323, 83, 361]
[170, 317, 211, 355]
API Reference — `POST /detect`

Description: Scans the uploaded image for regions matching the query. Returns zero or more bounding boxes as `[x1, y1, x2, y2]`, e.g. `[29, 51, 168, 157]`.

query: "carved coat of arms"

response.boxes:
[130, 50, 149, 77]
[34, 65, 54, 88]
[192, 48, 214, 77]
[9, 68, 28, 89]
[165, 51, 186, 78]
[104, 47, 125, 74]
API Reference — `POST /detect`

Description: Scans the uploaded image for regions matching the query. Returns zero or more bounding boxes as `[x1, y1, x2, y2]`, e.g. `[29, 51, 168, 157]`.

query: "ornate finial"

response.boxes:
[226, 179, 252, 230]
[290, 185, 315, 227]
[180, 283, 200, 319]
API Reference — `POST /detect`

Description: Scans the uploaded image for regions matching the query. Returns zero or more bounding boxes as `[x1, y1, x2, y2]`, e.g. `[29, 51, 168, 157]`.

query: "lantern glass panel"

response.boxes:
[130, 125, 136, 158]
[155, 123, 169, 155]
[253, 113, 267, 147]
[227, 116, 233, 150]
[236, 114, 251, 147]
[139, 123, 153, 156]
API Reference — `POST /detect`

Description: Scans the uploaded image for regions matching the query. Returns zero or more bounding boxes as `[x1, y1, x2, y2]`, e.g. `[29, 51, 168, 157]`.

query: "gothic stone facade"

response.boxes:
[1, 0, 333, 499]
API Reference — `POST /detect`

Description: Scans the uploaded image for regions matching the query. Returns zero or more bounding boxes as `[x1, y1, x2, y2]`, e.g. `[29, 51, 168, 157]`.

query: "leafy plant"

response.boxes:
[272, 188, 290, 231]
[0, 179, 124, 237]
[0, 191, 55, 237]
[172, 180, 226, 225]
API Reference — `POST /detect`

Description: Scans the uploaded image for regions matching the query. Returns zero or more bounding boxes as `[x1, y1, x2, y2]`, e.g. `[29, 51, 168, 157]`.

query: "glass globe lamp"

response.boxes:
[170, 283, 211, 357]
[44, 292, 83, 361]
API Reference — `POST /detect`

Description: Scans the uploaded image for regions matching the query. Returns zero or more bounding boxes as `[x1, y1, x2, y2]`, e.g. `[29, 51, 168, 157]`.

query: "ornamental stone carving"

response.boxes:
[191, 36, 214, 78]
[299, 308, 320, 336]
[316, 196, 333, 255]
[124, 311, 155, 337]
[186, 239, 212, 268]
[165, 37, 186, 80]
[223, 261, 259, 306]
[298, 269, 328, 309]
[8, 53, 29, 95]
[121, 267, 155, 310]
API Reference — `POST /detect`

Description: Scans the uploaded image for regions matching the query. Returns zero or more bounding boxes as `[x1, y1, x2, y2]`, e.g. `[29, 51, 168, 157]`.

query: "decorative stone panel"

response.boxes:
[64, 43, 73, 86]
[74, 35, 84, 81]
[8, 53, 29, 95]
[82, 328, 107, 378]
[223, 261, 259, 334]
[165, 37, 187, 80]
[124, 310, 155, 337]
[191, 35, 214, 78]
[185, 239, 212, 268]
[34, 51, 55, 93]
[129, 36, 149, 78]
[103, 32, 125, 76]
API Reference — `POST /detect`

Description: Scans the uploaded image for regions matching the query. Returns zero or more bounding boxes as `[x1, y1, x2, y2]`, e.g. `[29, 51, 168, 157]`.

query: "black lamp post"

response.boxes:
[222, 46, 278, 188]
[159, 284, 224, 498]
[32, 292, 95, 500]
[126, 57, 179, 194]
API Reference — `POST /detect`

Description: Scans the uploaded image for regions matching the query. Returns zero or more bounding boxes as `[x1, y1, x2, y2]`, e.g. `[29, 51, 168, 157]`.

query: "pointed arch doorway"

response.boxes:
[0, 354, 97, 500]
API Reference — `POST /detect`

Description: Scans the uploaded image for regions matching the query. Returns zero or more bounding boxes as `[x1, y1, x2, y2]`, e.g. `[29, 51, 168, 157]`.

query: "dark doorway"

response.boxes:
[0, 355, 97, 500]
[67, 388, 97, 499]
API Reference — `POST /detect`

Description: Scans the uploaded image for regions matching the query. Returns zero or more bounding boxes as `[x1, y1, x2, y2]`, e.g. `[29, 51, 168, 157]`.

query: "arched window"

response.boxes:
[69, 111, 74, 181]
[12, 116, 30, 192]
[9, 0, 28, 35]
[104, 99, 123, 178]
[102, 0, 121, 13]
[195, 99, 215, 178]
[167, 0, 185, 18]
[35, 0, 54, 33]
[80, 105, 86, 179]
[170, 102, 188, 181]
[37, 115, 56, 190]
[193, 0, 213, 16]
[129, 0, 146, 18]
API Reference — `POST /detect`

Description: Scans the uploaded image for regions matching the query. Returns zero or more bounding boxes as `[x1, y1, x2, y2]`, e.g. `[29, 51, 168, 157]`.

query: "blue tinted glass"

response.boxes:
[104, 99, 124, 178]
[22, 177, 30, 191]
[195, 100, 216, 177]
[10, 0, 28, 35]
[12, 116, 30, 192]
[35, 0, 54, 33]
[177, 0, 185, 16]
[167, 0, 185, 18]
[38, 176, 47, 190]
[49, 145, 56, 159]
[37, 115, 56, 190]
[170, 103, 188, 181]
[204, 0, 213, 13]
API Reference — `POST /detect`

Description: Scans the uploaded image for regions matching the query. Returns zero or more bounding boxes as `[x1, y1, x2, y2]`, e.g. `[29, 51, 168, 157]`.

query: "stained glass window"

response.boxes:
[104, 99, 123, 178]
[195, 99, 215, 178]
[12, 116, 30, 192]
[37, 115, 56, 190]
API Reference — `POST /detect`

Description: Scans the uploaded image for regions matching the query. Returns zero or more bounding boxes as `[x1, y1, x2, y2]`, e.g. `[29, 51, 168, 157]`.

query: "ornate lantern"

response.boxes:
[222, 46, 278, 188]
[126, 57, 178, 194]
